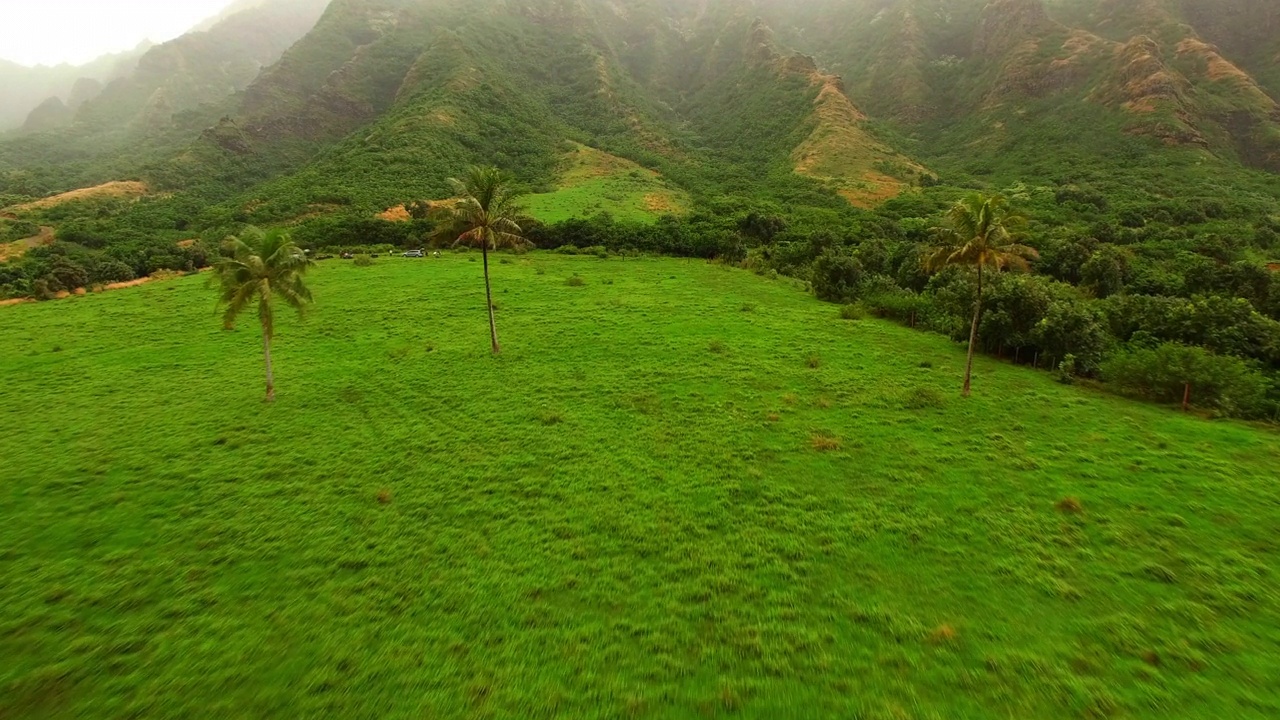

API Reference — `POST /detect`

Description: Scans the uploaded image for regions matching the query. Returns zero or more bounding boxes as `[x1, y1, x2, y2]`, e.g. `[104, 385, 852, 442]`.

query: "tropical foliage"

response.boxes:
[924, 194, 1039, 396]
[432, 166, 528, 354]
[211, 227, 313, 401]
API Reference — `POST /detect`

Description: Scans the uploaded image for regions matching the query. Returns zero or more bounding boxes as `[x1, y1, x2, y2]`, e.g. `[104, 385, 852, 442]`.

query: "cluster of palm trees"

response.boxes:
[214, 166, 1033, 403]
[212, 166, 526, 402]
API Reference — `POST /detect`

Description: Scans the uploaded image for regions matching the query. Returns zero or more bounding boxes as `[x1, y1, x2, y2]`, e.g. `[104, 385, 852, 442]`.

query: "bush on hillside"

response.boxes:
[839, 304, 865, 321]
[0, 219, 40, 242]
[42, 254, 90, 293]
[1031, 293, 1111, 374]
[811, 249, 864, 303]
[863, 278, 924, 324]
[1101, 343, 1271, 418]
[88, 259, 136, 284]
[1101, 294, 1280, 365]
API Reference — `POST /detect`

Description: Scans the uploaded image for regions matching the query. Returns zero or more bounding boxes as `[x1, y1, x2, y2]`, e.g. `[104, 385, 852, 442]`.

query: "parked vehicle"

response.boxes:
[402, 249, 425, 258]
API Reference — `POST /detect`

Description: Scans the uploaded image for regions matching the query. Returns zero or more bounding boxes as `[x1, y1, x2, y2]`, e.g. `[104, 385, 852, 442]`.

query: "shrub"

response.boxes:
[42, 255, 90, 292]
[839, 304, 865, 321]
[1117, 209, 1146, 228]
[806, 354, 822, 368]
[565, 275, 585, 287]
[1081, 246, 1131, 298]
[1101, 343, 1271, 418]
[708, 340, 727, 354]
[353, 254, 374, 267]
[1031, 289, 1111, 375]
[1056, 354, 1078, 385]
[904, 387, 945, 410]
[32, 278, 56, 300]
[88, 259, 135, 284]
[1255, 225, 1278, 249]
[864, 288, 924, 324]
[812, 249, 864, 303]
[0, 219, 39, 242]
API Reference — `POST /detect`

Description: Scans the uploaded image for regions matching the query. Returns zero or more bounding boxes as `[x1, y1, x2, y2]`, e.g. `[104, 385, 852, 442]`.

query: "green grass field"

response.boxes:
[2, 254, 1278, 718]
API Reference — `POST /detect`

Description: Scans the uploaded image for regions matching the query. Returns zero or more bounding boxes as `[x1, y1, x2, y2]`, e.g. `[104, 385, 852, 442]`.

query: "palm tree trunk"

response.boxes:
[963, 265, 983, 398]
[482, 241, 500, 354]
[263, 329, 276, 403]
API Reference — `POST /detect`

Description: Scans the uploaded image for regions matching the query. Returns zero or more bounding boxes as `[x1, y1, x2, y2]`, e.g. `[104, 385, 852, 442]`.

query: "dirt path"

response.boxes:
[0, 226, 55, 263]
[103, 277, 154, 291]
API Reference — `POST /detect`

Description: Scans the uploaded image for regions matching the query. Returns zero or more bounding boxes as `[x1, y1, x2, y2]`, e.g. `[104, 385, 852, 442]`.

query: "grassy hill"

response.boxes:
[522, 144, 689, 223]
[2, 255, 1278, 718]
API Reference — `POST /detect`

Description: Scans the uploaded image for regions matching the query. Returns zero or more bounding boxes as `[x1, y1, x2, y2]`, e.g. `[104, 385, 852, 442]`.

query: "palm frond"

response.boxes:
[439, 166, 527, 251]
[221, 278, 259, 330]
[211, 225, 314, 333]
[925, 193, 1035, 277]
[491, 230, 530, 250]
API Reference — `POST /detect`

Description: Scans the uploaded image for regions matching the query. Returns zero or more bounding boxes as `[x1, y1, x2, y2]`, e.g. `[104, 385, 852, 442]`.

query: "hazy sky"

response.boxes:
[0, 0, 233, 67]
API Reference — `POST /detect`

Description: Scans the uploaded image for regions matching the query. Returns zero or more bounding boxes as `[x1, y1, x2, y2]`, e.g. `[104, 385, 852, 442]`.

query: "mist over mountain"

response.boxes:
[1, 0, 330, 138]
[0, 44, 149, 131]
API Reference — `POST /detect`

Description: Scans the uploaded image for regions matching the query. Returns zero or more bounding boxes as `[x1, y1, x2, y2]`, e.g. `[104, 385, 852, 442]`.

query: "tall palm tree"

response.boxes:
[926, 193, 1038, 397]
[435, 166, 527, 354]
[212, 227, 314, 402]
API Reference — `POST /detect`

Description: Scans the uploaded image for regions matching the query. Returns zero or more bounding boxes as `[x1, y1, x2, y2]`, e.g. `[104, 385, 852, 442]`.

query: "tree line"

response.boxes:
[4, 168, 1278, 418]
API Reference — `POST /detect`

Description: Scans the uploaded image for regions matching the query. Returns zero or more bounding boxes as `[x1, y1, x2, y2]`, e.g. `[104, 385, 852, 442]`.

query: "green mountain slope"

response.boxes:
[750, 0, 1280, 183]
[1, 0, 1278, 224]
[0, 0, 330, 198]
[178, 0, 921, 226]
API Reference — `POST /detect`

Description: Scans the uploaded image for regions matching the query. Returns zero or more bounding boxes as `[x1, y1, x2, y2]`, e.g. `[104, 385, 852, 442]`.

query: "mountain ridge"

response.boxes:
[1, 0, 1278, 215]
